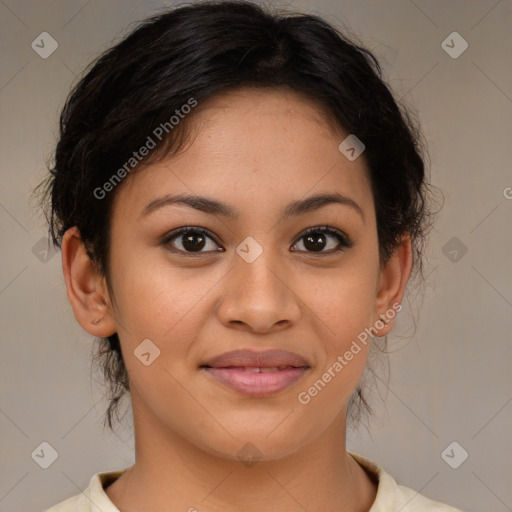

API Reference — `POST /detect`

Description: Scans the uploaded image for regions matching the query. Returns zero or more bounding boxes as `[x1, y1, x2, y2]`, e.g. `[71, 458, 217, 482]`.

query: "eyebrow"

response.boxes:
[139, 192, 365, 223]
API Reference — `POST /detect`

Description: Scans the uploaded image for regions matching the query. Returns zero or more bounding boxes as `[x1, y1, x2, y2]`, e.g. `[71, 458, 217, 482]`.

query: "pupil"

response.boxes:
[180, 231, 328, 252]
[304, 233, 326, 252]
[183, 233, 205, 252]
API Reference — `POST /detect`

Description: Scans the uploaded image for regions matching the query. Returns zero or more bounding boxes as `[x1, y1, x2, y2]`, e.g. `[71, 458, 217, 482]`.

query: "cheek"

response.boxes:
[290, 258, 378, 409]
[109, 245, 216, 340]
[293, 271, 376, 421]
[295, 258, 379, 346]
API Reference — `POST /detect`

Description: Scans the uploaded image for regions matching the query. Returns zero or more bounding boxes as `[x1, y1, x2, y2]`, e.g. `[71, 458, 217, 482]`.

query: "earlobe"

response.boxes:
[373, 234, 413, 337]
[61, 226, 117, 337]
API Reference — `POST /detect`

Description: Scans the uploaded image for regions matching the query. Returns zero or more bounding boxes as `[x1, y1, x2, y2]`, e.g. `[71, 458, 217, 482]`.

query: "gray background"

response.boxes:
[1, 0, 511, 511]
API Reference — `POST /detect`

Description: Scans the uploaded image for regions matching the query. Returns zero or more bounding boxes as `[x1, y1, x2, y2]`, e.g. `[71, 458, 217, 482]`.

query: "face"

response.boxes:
[92, 88, 401, 461]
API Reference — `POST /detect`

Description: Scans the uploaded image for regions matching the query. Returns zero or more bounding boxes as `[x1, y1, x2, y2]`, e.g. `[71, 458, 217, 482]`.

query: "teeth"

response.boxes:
[244, 367, 262, 373]
[212, 366, 297, 372]
[241, 366, 285, 372]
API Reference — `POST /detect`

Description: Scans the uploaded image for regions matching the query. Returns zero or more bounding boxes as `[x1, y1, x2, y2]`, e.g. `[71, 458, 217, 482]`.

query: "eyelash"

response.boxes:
[161, 225, 353, 256]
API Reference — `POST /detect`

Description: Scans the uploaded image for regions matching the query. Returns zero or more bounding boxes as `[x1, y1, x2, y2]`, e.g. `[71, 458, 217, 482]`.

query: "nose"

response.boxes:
[216, 249, 302, 334]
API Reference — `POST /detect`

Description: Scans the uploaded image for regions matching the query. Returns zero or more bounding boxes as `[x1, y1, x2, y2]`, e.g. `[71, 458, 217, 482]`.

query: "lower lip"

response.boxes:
[203, 367, 308, 397]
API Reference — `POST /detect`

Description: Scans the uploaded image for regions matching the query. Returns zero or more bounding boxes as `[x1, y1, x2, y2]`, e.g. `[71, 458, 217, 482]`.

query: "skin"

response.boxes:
[61, 87, 412, 511]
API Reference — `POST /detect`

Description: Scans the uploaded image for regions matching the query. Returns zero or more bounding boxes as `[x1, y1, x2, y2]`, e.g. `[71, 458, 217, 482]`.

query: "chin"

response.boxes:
[192, 421, 311, 464]
[208, 437, 305, 464]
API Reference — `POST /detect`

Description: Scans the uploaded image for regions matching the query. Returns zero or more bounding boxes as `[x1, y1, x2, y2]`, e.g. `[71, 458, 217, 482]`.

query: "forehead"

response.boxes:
[112, 87, 373, 221]
[194, 87, 338, 130]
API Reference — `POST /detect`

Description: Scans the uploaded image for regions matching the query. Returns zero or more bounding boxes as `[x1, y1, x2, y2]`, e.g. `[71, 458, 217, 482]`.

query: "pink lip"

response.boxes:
[204, 367, 308, 397]
[201, 349, 310, 398]
[203, 348, 309, 368]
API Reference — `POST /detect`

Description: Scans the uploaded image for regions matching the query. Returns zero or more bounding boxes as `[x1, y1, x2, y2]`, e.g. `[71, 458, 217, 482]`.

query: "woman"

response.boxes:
[37, 1, 462, 510]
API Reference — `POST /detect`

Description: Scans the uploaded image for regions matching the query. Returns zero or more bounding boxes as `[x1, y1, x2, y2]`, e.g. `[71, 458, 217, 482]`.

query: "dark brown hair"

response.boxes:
[35, 0, 435, 432]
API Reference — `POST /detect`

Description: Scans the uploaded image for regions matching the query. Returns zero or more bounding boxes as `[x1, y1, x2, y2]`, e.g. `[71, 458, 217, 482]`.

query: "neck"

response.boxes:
[106, 394, 377, 512]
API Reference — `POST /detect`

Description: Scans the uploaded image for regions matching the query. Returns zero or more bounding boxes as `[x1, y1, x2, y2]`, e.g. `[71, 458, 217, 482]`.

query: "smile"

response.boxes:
[202, 366, 309, 397]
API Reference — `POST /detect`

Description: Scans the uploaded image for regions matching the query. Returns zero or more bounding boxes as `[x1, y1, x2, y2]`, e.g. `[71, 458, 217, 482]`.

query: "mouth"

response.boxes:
[208, 365, 299, 372]
[200, 349, 310, 398]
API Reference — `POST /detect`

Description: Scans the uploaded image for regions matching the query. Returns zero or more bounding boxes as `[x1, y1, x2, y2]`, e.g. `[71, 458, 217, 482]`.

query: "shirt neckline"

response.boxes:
[91, 451, 398, 511]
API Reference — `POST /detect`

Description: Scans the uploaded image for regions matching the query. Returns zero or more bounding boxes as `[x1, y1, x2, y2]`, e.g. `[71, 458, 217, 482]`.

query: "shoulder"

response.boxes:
[394, 483, 463, 511]
[44, 469, 128, 512]
[44, 493, 84, 512]
[348, 451, 464, 512]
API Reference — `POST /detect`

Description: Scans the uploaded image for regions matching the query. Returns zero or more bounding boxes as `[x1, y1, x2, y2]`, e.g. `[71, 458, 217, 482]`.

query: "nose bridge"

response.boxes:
[234, 237, 285, 299]
[218, 237, 301, 331]
[237, 244, 282, 294]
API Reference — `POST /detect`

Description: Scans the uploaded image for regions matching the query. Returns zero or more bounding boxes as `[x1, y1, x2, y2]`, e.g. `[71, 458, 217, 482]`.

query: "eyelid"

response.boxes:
[161, 226, 223, 255]
[295, 225, 353, 249]
[162, 225, 353, 255]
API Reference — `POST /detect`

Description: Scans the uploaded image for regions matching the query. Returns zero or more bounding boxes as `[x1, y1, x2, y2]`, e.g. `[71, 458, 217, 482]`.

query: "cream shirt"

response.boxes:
[45, 452, 463, 511]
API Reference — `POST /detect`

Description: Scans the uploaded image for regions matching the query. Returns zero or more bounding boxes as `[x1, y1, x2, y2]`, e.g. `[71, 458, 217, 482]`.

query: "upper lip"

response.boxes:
[202, 349, 310, 368]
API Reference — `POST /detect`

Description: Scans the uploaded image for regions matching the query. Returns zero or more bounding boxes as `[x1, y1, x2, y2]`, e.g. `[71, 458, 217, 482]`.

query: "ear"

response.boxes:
[61, 226, 117, 337]
[372, 234, 413, 337]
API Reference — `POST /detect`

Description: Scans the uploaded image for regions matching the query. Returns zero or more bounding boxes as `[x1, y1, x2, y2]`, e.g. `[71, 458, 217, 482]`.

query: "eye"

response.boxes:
[162, 225, 353, 256]
[162, 227, 223, 255]
[291, 226, 353, 255]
